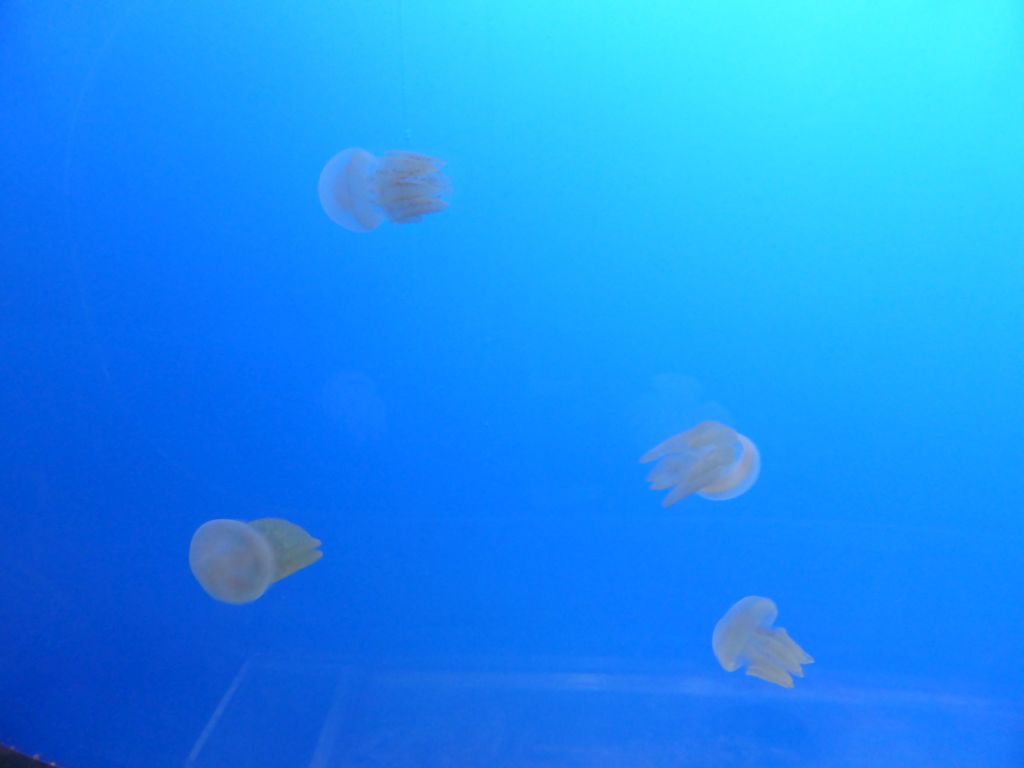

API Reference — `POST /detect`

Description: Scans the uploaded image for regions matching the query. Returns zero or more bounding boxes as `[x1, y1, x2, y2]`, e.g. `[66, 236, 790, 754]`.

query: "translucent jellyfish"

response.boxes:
[318, 147, 450, 232]
[189, 518, 322, 605]
[322, 371, 387, 444]
[712, 596, 813, 688]
[639, 421, 760, 507]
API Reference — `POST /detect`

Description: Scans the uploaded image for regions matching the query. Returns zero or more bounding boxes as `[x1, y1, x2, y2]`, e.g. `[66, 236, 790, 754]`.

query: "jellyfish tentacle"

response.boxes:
[249, 518, 324, 582]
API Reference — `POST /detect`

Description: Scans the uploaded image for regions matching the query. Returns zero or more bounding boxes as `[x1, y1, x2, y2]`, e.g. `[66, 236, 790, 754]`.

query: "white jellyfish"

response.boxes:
[189, 518, 322, 605]
[639, 421, 760, 507]
[318, 147, 450, 232]
[712, 596, 813, 688]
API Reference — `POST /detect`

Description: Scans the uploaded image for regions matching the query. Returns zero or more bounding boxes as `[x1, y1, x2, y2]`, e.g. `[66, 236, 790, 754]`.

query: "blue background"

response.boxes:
[2, 1, 1023, 765]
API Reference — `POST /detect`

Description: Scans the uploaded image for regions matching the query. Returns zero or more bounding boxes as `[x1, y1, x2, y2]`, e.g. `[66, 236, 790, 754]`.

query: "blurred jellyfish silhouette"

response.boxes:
[627, 374, 732, 452]
[712, 596, 813, 688]
[640, 421, 760, 507]
[322, 371, 387, 445]
[318, 147, 450, 232]
[189, 518, 322, 605]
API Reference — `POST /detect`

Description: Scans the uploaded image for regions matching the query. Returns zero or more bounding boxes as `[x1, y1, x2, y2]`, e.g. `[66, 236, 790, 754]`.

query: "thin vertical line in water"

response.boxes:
[55, 0, 236, 504]
[396, 0, 412, 143]
[68, 244, 112, 385]
[61, 0, 159, 195]
[61, 26, 117, 197]
[61, 0, 159, 385]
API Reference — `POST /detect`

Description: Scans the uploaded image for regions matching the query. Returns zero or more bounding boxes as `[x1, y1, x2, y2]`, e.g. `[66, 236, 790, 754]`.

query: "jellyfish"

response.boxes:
[712, 596, 813, 688]
[639, 421, 760, 507]
[189, 518, 322, 605]
[322, 371, 387, 444]
[318, 147, 450, 232]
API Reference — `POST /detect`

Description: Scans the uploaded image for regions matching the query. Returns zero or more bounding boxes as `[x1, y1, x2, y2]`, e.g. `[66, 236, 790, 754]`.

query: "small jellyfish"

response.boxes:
[322, 371, 387, 444]
[318, 147, 450, 232]
[189, 518, 322, 605]
[712, 596, 813, 688]
[639, 421, 760, 507]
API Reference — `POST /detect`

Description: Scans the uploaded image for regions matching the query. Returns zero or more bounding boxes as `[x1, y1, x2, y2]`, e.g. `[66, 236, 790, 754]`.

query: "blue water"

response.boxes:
[2, 1, 1023, 765]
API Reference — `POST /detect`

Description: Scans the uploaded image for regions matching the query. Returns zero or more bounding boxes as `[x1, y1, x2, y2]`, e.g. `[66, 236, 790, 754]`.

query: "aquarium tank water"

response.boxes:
[2, 1, 1023, 766]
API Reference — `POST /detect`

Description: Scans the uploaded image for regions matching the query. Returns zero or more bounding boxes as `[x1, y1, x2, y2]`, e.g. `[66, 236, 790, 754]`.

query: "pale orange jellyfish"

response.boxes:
[712, 596, 813, 688]
[318, 147, 450, 232]
[189, 518, 322, 605]
[639, 421, 760, 507]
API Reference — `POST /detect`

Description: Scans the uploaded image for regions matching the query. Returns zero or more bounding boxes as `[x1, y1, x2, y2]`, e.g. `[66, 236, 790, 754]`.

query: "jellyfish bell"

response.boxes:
[318, 147, 450, 233]
[712, 596, 778, 673]
[189, 518, 323, 605]
[318, 148, 381, 232]
[697, 433, 760, 501]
